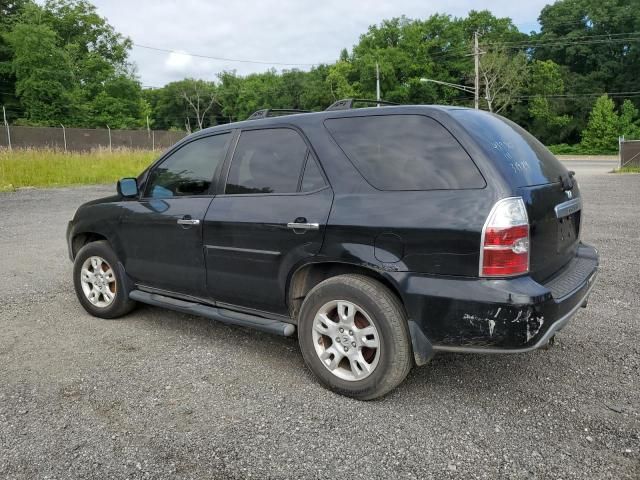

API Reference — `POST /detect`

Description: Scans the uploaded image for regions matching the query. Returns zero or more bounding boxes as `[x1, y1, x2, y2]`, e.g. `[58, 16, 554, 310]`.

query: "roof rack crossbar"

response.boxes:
[247, 108, 311, 120]
[325, 98, 399, 111]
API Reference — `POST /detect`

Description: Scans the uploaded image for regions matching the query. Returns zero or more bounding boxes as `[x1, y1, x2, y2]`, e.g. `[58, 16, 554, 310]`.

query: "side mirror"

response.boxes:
[117, 178, 139, 198]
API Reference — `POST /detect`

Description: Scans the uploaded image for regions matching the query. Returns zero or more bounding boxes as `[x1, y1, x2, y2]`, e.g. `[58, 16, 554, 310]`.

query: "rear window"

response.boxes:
[324, 115, 485, 191]
[450, 109, 567, 187]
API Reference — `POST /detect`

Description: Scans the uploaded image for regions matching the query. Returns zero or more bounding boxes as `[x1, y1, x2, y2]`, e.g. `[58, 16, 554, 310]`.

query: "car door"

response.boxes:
[203, 126, 333, 315]
[119, 132, 233, 296]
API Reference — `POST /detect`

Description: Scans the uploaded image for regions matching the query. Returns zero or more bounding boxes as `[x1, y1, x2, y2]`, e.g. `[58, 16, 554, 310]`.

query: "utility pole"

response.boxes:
[376, 62, 381, 107]
[474, 31, 480, 110]
[2, 106, 11, 151]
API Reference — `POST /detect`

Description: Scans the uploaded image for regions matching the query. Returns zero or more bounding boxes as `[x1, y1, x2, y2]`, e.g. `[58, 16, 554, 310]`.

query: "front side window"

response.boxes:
[225, 128, 308, 194]
[325, 114, 485, 191]
[146, 133, 231, 198]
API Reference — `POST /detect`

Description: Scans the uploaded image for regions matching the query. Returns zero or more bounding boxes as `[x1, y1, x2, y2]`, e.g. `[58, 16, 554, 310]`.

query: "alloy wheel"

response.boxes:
[80, 256, 116, 308]
[312, 300, 381, 381]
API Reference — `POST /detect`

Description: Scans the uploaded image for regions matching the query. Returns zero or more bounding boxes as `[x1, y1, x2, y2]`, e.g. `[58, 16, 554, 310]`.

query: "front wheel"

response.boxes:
[73, 240, 136, 319]
[298, 274, 413, 400]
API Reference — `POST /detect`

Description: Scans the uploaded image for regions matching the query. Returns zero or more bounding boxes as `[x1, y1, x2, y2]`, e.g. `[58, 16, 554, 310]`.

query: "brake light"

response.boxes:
[480, 197, 529, 277]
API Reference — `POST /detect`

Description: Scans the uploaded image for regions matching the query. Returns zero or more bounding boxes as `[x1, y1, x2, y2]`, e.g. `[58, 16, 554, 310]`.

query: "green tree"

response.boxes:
[581, 95, 620, 152]
[326, 60, 359, 100]
[618, 99, 640, 138]
[6, 0, 145, 127]
[298, 65, 332, 111]
[533, 0, 640, 143]
[526, 60, 571, 143]
[6, 18, 76, 125]
[0, 0, 30, 121]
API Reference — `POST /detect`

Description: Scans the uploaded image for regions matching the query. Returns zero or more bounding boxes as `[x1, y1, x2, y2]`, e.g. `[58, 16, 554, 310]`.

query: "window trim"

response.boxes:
[323, 113, 486, 192]
[299, 152, 328, 193]
[218, 125, 329, 197]
[141, 130, 234, 200]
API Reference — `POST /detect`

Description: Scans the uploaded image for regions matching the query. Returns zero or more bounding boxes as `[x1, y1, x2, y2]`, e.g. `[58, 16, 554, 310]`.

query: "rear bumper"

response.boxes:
[390, 243, 598, 357]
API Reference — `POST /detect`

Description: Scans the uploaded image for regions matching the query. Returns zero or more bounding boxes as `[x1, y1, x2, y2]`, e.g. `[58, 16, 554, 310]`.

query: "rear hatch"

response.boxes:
[450, 109, 580, 282]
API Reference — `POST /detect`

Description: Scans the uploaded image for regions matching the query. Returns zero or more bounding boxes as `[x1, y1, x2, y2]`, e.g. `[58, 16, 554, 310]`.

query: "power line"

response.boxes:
[514, 91, 640, 99]
[487, 31, 640, 47]
[498, 37, 640, 50]
[133, 43, 320, 67]
[516, 13, 640, 31]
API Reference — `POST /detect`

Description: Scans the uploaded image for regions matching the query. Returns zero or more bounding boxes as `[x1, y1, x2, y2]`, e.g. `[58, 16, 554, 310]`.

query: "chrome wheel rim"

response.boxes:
[80, 256, 116, 308]
[312, 300, 381, 381]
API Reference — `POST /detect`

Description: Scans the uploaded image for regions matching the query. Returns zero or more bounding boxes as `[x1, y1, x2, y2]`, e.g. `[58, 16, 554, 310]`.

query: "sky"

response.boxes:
[90, 0, 550, 88]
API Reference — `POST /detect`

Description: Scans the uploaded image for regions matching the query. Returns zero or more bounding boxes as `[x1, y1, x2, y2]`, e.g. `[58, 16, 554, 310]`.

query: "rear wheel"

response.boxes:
[73, 240, 136, 319]
[298, 274, 413, 400]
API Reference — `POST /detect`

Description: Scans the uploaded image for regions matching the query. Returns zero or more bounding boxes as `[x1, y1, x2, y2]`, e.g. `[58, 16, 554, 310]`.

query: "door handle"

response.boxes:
[287, 222, 319, 231]
[177, 218, 200, 226]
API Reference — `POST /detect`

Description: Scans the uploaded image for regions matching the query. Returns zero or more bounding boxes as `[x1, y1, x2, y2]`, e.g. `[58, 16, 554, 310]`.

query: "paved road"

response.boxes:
[0, 165, 638, 479]
[560, 158, 619, 176]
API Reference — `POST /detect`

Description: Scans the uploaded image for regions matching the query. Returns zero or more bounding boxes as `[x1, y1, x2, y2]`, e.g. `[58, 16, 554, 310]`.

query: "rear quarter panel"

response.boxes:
[321, 190, 496, 275]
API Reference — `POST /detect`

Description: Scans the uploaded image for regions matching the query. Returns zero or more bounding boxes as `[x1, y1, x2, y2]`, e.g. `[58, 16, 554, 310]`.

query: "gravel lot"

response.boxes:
[0, 160, 638, 479]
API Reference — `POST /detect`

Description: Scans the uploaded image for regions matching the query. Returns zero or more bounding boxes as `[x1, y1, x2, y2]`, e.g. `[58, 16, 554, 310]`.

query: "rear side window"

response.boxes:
[324, 114, 485, 191]
[146, 133, 231, 198]
[450, 109, 567, 187]
[225, 128, 308, 194]
[301, 157, 326, 191]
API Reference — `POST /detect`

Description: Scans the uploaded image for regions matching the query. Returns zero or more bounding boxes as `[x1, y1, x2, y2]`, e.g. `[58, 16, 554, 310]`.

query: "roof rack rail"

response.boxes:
[325, 98, 400, 111]
[247, 108, 311, 120]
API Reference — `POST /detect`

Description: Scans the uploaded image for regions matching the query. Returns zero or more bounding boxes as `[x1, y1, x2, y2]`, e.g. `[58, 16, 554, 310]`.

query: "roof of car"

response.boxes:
[192, 104, 470, 137]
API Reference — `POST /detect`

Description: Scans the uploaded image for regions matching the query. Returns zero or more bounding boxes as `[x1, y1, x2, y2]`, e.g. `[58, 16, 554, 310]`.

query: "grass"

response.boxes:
[547, 143, 618, 155]
[613, 166, 640, 173]
[0, 148, 158, 191]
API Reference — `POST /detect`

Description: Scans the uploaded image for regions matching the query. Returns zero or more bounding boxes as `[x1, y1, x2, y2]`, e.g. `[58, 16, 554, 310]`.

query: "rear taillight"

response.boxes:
[480, 197, 529, 277]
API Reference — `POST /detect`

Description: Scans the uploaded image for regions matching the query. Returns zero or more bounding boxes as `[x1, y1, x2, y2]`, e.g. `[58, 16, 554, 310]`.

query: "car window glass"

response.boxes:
[301, 157, 326, 191]
[450, 109, 567, 187]
[325, 115, 485, 191]
[147, 133, 231, 198]
[225, 128, 308, 194]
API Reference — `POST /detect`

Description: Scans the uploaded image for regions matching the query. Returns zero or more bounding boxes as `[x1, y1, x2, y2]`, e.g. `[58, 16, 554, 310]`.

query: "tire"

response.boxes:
[298, 274, 413, 400]
[73, 240, 136, 319]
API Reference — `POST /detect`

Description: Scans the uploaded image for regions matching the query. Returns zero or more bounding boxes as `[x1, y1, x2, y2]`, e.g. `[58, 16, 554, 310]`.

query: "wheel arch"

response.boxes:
[287, 261, 405, 322]
[287, 260, 434, 366]
[71, 231, 109, 260]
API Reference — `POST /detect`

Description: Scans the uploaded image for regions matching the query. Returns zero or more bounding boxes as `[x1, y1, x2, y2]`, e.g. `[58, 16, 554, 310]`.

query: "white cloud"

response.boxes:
[164, 51, 192, 72]
[90, 0, 550, 87]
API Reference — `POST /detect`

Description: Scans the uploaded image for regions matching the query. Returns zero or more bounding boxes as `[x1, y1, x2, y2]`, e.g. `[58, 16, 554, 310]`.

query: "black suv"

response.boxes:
[67, 101, 599, 400]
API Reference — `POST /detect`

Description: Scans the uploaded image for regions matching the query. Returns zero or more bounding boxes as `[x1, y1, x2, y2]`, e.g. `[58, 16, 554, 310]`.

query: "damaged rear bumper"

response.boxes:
[391, 243, 598, 359]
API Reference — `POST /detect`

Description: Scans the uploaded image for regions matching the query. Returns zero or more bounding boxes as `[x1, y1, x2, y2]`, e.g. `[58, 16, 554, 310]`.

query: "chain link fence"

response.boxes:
[0, 125, 186, 151]
[619, 137, 640, 169]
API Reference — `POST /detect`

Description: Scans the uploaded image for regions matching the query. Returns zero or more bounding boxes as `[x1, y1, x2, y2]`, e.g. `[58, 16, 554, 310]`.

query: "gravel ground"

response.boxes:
[0, 162, 638, 479]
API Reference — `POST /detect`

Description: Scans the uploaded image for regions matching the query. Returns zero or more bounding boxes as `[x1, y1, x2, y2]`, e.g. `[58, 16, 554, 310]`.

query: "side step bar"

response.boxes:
[129, 290, 296, 337]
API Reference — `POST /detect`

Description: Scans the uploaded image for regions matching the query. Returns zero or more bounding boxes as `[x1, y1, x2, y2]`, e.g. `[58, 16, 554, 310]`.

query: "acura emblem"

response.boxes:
[566, 190, 573, 199]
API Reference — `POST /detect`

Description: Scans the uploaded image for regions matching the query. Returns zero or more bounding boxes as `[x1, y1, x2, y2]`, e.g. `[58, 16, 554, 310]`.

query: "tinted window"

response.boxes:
[225, 128, 308, 194]
[146, 133, 231, 198]
[450, 109, 567, 187]
[325, 115, 485, 191]
[301, 157, 326, 191]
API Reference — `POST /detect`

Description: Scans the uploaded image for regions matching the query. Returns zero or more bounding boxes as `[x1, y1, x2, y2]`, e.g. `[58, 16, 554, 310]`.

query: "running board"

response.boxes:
[129, 290, 295, 337]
